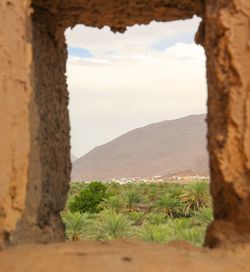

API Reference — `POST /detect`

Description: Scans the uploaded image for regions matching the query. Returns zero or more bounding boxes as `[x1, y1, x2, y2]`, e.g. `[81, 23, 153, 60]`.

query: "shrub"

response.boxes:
[92, 209, 133, 240]
[180, 181, 211, 214]
[140, 218, 204, 246]
[140, 224, 173, 243]
[105, 182, 122, 196]
[146, 213, 167, 225]
[69, 182, 107, 213]
[154, 193, 184, 218]
[176, 227, 205, 246]
[99, 195, 126, 212]
[166, 218, 205, 246]
[128, 211, 145, 226]
[124, 190, 142, 211]
[68, 182, 88, 196]
[61, 211, 91, 241]
[64, 180, 211, 246]
[162, 183, 183, 197]
[191, 207, 214, 226]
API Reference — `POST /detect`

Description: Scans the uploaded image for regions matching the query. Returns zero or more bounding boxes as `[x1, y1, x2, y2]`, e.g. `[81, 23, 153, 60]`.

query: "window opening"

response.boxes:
[63, 17, 211, 246]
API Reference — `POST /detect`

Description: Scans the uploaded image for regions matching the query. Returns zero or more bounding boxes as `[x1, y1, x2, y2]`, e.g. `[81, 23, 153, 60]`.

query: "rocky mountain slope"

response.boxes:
[72, 114, 208, 180]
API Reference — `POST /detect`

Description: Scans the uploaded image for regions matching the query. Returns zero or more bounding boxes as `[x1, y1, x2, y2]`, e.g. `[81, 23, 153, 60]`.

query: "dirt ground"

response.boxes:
[0, 240, 249, 272]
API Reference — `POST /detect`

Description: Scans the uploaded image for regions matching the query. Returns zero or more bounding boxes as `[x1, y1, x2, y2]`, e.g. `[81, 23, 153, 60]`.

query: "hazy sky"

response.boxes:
[65, 16, 207, 157]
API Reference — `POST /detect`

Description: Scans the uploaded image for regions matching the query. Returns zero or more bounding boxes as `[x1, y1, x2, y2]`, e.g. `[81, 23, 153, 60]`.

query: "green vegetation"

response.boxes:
[62, 211, 91, 241]
[68, 181, 107, 213]
[62, 180, 213, 246]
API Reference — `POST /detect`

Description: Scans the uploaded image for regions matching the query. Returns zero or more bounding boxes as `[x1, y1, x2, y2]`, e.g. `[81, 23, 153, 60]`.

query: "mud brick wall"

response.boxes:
[0, 0, 249, 249]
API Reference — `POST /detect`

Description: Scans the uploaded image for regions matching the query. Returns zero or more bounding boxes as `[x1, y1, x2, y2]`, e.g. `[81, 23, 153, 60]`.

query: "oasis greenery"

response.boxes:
[62, 180, 213, 246]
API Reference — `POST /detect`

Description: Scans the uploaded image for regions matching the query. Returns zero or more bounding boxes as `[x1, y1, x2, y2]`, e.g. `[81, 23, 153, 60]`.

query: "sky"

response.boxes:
[65, 16, 207, 158]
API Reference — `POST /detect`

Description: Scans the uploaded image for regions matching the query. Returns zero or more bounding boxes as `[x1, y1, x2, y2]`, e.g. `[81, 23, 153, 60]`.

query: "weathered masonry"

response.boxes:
[0, 0, 250, 252]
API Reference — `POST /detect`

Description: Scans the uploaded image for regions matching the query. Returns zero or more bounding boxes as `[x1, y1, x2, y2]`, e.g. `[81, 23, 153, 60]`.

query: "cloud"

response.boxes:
[65, 16, 202, 58]
[68, 47, 93, 58]
[67, 42, 206, 97]
[151, 32, 195, 51]
[65, 17, 207, 157]
[153, 42, 205, 59]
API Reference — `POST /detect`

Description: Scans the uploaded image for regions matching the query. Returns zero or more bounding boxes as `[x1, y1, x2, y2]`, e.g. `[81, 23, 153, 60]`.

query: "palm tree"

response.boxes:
[93, 209, 132, 240]
[124, 190, 142, 211]
[191, 207, 214, 226]
[166, 183, 183, 198]
[165, 218, 205, 246]
[61, 211, 91, 241]
[146, 186, 160, 202]
[140, 224, 173, 243]
[106, 182, 122, 196]
[146, 212, 167, 225]
[99, 195, 126, 212]
[128, 211, 145, 226]
[154, 193, 184, 218]
[176, 227, 205, 246]
[167, 217, 191, 232]
[180, 181, 211, 215]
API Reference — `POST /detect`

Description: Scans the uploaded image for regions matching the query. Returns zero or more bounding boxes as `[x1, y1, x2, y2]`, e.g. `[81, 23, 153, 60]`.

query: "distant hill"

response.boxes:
[72, 114, 209, 180]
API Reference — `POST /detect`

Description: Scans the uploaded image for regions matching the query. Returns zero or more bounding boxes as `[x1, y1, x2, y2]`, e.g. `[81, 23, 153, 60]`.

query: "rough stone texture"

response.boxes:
[12, 6, 71, 245]
[0, 0, 32, 248]
[203, 0, 250, 247]
[32, 0, 204, 32]
[9, 0, 205, 247]
[0, 1, 71, 247]
[0, 240, 250, 272]
[0, 0, 250, 256]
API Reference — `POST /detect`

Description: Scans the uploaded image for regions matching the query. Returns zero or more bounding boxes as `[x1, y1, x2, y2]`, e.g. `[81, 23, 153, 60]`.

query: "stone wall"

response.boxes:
[204, 0, 250, 247]
[12, 6, 71, 245]
[0, 0, 32, 248]
[0, 0, 250, 249]
[33, 0, 204, 32]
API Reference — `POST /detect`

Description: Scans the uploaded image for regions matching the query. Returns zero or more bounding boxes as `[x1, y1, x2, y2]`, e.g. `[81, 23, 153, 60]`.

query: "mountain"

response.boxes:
[72, 114, 209, 181]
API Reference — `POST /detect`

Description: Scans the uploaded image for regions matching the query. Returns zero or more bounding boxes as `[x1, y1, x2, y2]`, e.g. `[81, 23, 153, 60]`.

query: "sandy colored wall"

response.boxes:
[0, 1, 32, 248]
[33, 0, 204, 31]
[204, 0, 250, 247]
[12, 7, 71, 245]
[10, 0, 203, 246]
[0, 0, 250, 249]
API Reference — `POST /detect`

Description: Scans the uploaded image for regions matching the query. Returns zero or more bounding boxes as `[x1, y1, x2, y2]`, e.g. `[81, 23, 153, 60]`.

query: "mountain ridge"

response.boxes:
[72, 114, 209, 180]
